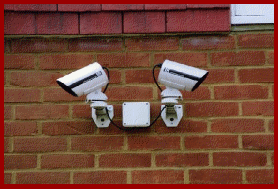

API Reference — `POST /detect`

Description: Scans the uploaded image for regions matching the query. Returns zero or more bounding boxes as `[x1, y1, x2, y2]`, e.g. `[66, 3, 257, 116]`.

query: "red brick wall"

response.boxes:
[4, 4, 274, 184]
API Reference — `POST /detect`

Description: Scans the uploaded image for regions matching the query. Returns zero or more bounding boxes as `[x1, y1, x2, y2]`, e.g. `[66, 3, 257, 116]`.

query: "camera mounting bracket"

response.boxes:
[160, 87, 183, 127]
[161, 105, 183, 127]
[91, 105, 114, 128]
[86, 90, 114, 128]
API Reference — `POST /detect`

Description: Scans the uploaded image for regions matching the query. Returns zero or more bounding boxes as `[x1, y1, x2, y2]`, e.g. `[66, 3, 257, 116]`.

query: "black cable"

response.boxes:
[148, 106, 166, 127]
[105, 105, 166, 131]
[105, 107, 135, 131]
[153, 63, 163, 92]
[102, 67, 110, 93]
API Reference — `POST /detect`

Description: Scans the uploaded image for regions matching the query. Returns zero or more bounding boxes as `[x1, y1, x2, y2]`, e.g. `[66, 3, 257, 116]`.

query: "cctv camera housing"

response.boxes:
[158, 60, 208, 91]
[56, 62, 108, 97]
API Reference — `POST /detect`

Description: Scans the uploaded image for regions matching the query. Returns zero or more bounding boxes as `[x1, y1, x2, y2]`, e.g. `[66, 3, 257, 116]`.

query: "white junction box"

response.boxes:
[122, 102, 150, 127]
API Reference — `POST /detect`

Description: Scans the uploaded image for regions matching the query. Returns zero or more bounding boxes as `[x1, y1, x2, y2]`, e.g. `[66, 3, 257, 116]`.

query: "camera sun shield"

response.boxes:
[56, 62, 108, 97]
[158, 60, 209, 91]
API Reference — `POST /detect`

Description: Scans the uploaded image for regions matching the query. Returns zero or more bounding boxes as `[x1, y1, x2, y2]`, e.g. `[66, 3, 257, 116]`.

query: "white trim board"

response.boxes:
[231, 4, 274, 24]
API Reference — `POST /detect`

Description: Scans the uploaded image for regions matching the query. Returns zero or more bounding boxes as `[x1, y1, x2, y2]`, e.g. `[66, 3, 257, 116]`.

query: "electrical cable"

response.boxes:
[102, 67, 110, 93]
[102, 65, 166, 130]
[105, 106, 166, 131]
[153, 63, 163, 92]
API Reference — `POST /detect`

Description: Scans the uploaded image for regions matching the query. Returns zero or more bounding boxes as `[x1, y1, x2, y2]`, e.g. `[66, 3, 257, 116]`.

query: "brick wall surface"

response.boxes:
[4, 4, 274, 185]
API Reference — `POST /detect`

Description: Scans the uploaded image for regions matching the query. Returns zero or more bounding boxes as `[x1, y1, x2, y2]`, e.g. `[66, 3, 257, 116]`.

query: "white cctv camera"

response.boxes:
[57, 62, 114, 128]
[156, 59, 209, 127]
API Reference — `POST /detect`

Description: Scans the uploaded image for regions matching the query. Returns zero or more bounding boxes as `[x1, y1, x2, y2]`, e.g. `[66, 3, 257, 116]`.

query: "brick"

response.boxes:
[156, 153, 209, 167]
[128, 136, 180, 150]
[246, 170, 274, 184]
[15, 105, 69, 120]
[242, 101, 274, 116]
[4, 155, 37, 170]
[124, 12, 165, 33]
[97, 53, 150, 68]
[109, 70, 122, 84]
[4, 38, 10, 53]
[102, 4, 144, 10]
[186, 102, 239, 117]
[4, 12, 36, 34]
[271, 153, 274, 165]
[71, 136, 124, 151]
[167, 10, 230, 32]
[16, 172, 70, 184]
[145, 4, 187, 10]
[12, 4, 57, 11]
[98, 120, 153, 135]
[268, 51, 274, 64]
[4, 138, 10, 152]
[58, 4, 101, 11]
[99, 153, 151, 168]
[125, 70, 153, 83]
[125, 37, 179, 51]
[11, 38, 68, 53]
[74, 171, 127, 184]
[80, 12, 122, 34]
[155, 119, 207, 133]
[4, 88, 41, 103]
[242, 135, 274, 150]
[213, 152, 267, 166]
[105, 86, 153, 101]
[41, 154, 94, 169]
[36, 13, 78, 34]
[39, 54, 94, 70]
[150, 103, 162, 118]
[14, 137, 67, 153]
[4, 54, 35, 69]
[42, 121, 94, 135]
[69, 38, 123, 52]
[182, 36, 236, 50]
[43, 88, 85, 102]
[10, 72, 63, 87]
[181, 86, 211, 100]
[187, 4, 230, 8]
[4, 72, 7, 85]
[238, 68, 274, 83]
[132, 170, 184, 184]
[238, 33, 274, 48]
[214, 85, 268, 100]
[4, 105, 12, 120]
[268, 119, 274, 132]
[154, 52, 208, 67]
[189, 169, 242, 184]
[4, 173, 12, 184]
[204, 69, 235, 84]
[211, 51, 265, 66]
[184, 135, 238, 149]
[72, 105, 91, 118]
[4, 122, 37, 136]
[211, 119, 265, 133]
